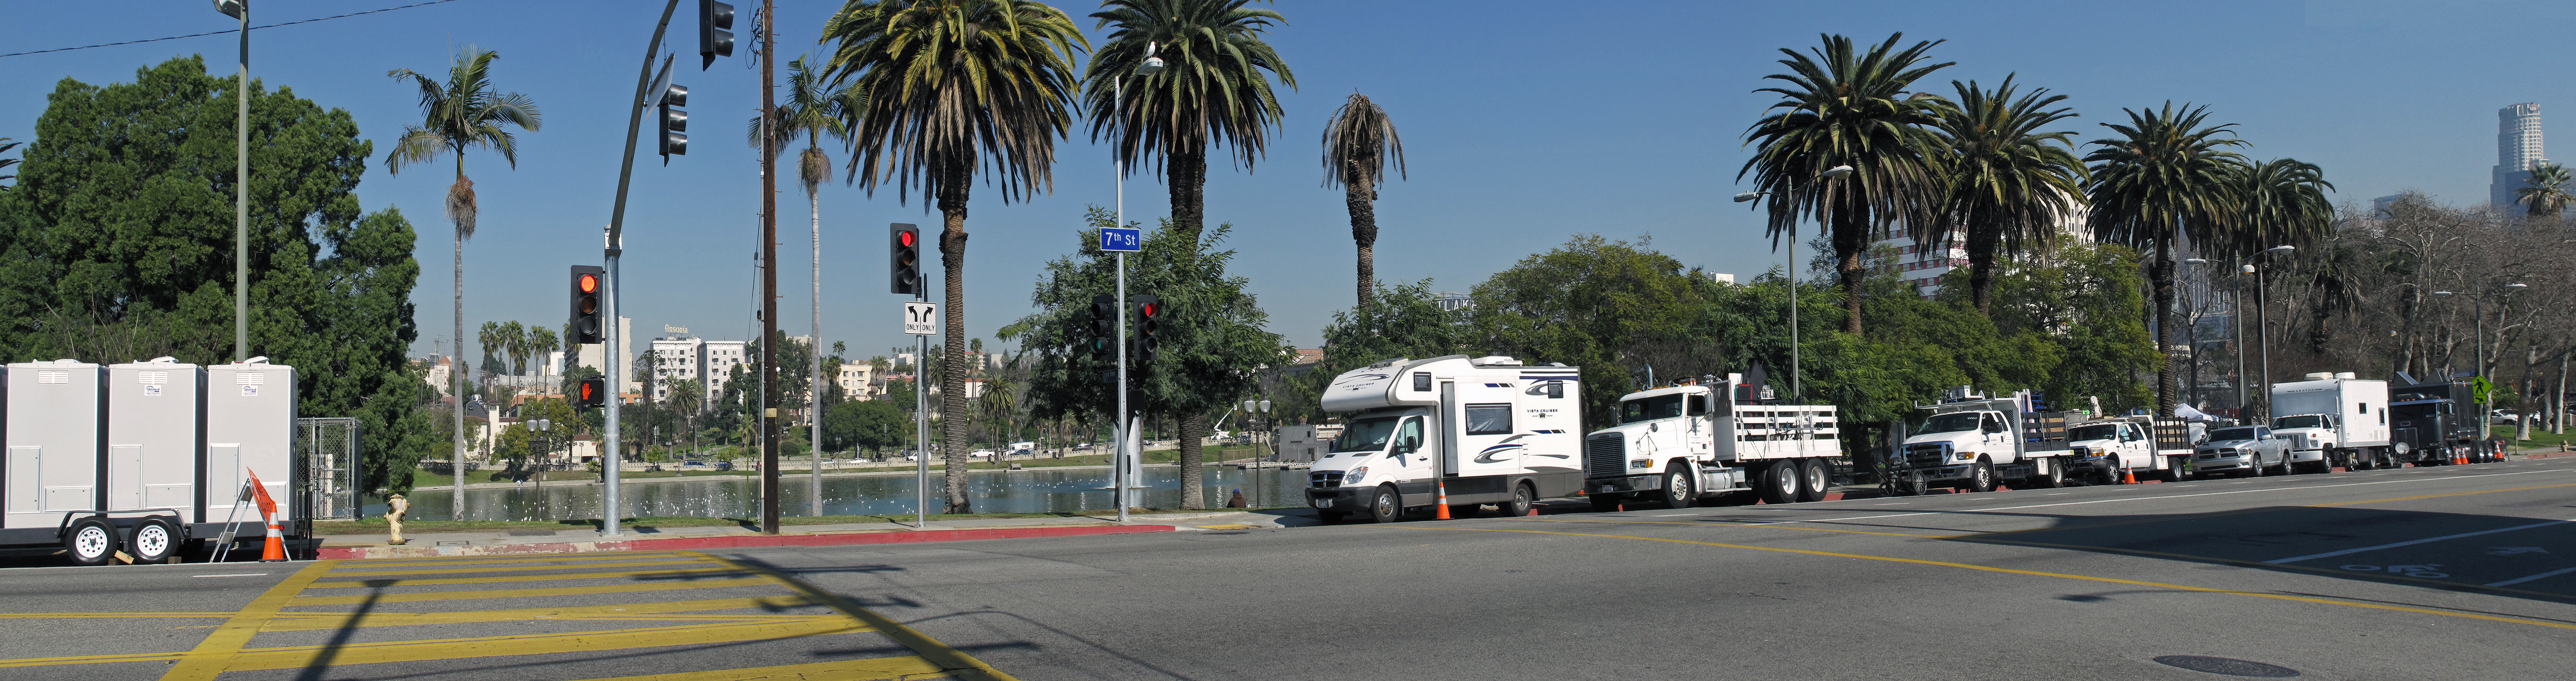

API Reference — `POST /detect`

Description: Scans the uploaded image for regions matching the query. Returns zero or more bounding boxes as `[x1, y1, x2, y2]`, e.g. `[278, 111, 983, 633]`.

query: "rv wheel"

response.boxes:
[1795, 459, 1829, 502]
[2098, 459, 2125, 486]
[1499, 483, 1534, 517]
[128, 517, 179, 564]
[65, 517, 118, 566]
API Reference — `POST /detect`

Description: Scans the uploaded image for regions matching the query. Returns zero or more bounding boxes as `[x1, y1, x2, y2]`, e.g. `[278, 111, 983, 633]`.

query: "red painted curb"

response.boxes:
[315, 524, 1174, 560]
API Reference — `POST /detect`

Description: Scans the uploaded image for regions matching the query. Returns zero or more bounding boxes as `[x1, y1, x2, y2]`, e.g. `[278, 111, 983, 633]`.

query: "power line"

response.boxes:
[0, 0, 469, 59]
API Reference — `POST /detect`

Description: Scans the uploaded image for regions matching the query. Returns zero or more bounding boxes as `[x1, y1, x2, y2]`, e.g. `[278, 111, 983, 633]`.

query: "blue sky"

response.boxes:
[4, 1, 2571, 361]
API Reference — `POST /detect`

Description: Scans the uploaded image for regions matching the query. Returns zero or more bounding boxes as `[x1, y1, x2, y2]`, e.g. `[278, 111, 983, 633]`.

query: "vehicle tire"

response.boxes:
[1588, 492, 1624, 513]
[1759, 461, 1799, 504]
[1966, 457, 1996, 494]
[1499, 483, 1535, 517]
[128, 517, 179, 564]
[2161, 457, 2186, 483]
[1315, 511, 1345, 524]
[65, 516, 118, 566]
[1661, 463, 1700, 508]
[1796, 458, 1830, 502]
[1369, 486, 1403, 524]
[2033, 458, 2066, 489]
[2097, 457, 2125, 486]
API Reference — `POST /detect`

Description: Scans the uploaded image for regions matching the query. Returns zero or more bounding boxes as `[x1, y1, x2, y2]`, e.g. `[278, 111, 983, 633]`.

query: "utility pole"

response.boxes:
[756, 0, 780, 535]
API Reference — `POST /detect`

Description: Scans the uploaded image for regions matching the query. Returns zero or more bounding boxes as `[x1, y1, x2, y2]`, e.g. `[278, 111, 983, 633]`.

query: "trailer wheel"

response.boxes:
[1500, 482, 1535, 517]
[1796, 458, 1829, 502]
[1759, 461, 1799, 504]
[66, 516, 118, 566]
[1966, 457, 1996, 494]
[1660, 463, 1699, 508]
[1368, 486, 1404, 524]
[128, 517, 179, 564]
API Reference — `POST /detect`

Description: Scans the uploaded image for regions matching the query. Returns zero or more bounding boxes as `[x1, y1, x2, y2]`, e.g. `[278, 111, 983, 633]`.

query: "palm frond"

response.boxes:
[820, 0, 1088, 205]
[1081, 0, 1293, 175]
[1320, 92, 1404, 190]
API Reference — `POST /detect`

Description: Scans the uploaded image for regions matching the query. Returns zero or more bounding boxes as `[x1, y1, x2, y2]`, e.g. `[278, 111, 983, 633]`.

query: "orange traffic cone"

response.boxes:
[2122, 467, 2138, 484]
[1433, 480, 1452, 519]
[248, 469, 287, 562]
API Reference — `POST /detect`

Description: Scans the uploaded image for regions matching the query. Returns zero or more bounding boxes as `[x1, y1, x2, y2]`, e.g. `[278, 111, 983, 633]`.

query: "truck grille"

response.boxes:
[1309, 471, 1343, 488]
[1903, 442, 1951, 468]
[1585, 435, 1626, 478]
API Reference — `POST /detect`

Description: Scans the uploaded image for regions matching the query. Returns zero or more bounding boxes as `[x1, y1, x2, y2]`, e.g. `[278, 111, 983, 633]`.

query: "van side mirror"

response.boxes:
[1401, 436, 1420, 454]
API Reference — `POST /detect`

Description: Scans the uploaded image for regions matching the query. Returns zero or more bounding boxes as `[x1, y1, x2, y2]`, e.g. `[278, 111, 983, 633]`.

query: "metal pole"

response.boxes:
[757, 0, 780, 535]
[1788, 223, 1797, 400]
[810, 196, 823, 519]
[598, 0, 682, 537]
[2256, 262, 2270, 423]
[915, 313, 927, 529]
[2476, 296, 2489, 441]
[1112, 76, 1130, 524]
[234, 5, 249, 363]
[2233, 263, 2247, 416]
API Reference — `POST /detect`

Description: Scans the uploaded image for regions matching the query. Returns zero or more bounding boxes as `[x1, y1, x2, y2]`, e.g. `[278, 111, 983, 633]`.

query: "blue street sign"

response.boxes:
[1101, 227, 1143, 253]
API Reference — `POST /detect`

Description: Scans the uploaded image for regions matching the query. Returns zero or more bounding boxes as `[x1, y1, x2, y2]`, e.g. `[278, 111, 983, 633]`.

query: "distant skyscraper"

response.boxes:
[2493, 103, 2545, 209]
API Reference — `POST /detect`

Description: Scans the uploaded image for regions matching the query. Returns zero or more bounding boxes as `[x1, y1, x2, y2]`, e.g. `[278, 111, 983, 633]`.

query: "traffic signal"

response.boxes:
[1089, 293, 1119, 363]
[889, 223, 920, 295]
[698, 0, 735, 70]
[575, 377, 606, 411]
[1132, 295, 1163, 365]
[568, 265, 604, 345]
[657, 84, 688, 161]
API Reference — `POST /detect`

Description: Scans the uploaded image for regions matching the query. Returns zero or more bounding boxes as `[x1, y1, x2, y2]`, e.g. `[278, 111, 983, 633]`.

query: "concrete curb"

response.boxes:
[316, 523, 1174, 560]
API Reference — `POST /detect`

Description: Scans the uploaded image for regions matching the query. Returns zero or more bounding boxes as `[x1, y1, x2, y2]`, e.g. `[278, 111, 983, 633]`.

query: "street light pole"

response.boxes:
[216, 0, 250, 364]
[598, 0, 686, 537]
[2248, 245, 2294, 423]
[1111, 46, 1164, 524]
[1732, 163, 1848, 402]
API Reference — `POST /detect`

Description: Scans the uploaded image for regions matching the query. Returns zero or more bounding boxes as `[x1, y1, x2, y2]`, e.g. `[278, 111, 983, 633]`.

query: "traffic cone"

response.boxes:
[2122, 467, 2137, 484]
[248, 469, 286, 562]
[1433, 481, 1452, 519]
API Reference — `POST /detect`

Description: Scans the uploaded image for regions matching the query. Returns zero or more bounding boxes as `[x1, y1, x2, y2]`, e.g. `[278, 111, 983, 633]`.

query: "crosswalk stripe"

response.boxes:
[564, 656, 954, 681]
[286, 577, 775, 605]
[330, 558, 710, 576]
[218, 619, 869, 671]
[258, 595, 823, 632]
[308, 566, 741, 588]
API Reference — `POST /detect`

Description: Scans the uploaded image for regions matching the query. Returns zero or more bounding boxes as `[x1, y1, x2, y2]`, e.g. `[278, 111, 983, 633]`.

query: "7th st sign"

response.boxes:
[903, 301, 936, 335]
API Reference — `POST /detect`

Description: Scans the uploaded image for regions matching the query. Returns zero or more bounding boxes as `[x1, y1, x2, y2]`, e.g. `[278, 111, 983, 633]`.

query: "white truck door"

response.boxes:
[1396, 416, 1430, 480]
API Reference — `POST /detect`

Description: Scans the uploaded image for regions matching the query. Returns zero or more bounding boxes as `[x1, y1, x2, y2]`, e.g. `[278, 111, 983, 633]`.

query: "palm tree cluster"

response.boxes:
[1740, 34, 2335, 416]
[474, 320, 561, 377]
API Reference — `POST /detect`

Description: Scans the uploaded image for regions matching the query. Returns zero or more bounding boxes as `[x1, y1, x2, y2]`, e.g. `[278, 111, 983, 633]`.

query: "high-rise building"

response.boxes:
[2493, 103, 2546, 209]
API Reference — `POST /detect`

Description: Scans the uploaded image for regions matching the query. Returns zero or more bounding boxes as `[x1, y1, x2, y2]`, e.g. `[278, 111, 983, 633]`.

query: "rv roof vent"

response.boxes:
[2334, 372, 2356, 379]
[2305, 372, 2334, 380]
[1471, 356, 1523, 366]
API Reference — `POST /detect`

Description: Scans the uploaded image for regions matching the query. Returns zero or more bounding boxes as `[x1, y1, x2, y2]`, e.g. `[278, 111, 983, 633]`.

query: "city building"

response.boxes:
[644, 335, 748, 407]
[836, 362, 884, 401]
[2493, 103, 2547, 209]
[1705, 272, 1735, 285]
[1869, 193, 2089, 298]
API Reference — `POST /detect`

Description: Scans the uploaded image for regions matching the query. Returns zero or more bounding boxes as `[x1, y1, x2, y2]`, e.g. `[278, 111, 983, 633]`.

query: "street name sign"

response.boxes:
[1101, 227, 1142, 253]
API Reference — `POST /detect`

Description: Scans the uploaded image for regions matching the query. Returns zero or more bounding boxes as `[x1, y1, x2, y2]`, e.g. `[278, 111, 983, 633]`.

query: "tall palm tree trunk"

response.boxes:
[2151, 246, 2177, 416]
[809, 187, 824, 517]
[1347, 180, 1377, 312]
[1966, 230, 2000, 315]
[452, 223, 466, 521]
[937, 176, 972, 514]
[1833, 215, 1867, 336]
[1178, 411, 1207, 508]
[1168, 148, 1207, 240]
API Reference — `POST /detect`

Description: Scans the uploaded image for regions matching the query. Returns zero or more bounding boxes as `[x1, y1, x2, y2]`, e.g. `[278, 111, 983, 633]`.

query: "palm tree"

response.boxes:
[2084, 102, 2244, 416]
[2224, 158, 2335, 258]
[1083, 0, 1296, 241]
[1321, 92, 1406, 312]
[1740, 33, 1953, 337]
[501, 320, 528, 376]
[529, 326, 560, 378]
[820, 0, 1085, 513]
[387, 46, 539, 521]
[2516, 162, 2573, 219]
[753, 54, 861, 493]
[1928, 75, 2086, 316]
[477, 321, 506, 375]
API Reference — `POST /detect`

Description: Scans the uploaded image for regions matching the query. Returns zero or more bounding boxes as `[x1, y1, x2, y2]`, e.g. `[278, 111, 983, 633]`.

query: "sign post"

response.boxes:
[903, 301, 935, 528]
[1100, 226, 1140, 523]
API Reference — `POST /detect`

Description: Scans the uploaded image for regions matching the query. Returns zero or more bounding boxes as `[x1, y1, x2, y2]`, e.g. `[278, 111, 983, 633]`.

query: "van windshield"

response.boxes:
[1921, 412, 1985, 434]
[2272, 415, 2326, 430]
[1620, 395, 1685, 424]
[1330, 417, 1401, 453]
[2068, 424, 2119, 442]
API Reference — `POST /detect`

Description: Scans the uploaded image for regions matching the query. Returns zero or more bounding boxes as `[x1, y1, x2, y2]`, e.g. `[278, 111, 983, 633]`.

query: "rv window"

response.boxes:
[1413, 372, 1432, 391]
[2273, 415, 2326, 430]
[2068, 424, 2120, 442]
[1920, 412, 1983, 434]
[1465, 404, 1514, 435]
[1330, 417, 1402, 453]
[2358, 403, 2369, 414]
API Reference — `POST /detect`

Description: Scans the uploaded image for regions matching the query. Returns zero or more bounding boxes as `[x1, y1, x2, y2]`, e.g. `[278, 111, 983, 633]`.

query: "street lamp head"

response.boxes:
[1820, 165, 1855, 179]
[1732, 191, 1763, 203]
[213, 0, 244, 19]
[2240, 264, 2255, 274]
[1137, 41, 1164, 75]
[2184, 258, 2212, 264]
[2505, 283, 2529, 290]
[2264, 245, 2296, 254]
[2432, 291, 2457, 297]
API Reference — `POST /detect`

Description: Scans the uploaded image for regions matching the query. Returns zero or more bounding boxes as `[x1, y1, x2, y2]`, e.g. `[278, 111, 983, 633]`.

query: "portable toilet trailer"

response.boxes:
[106, 357, 205, 562]
[2, 359, 111, 562]
[204, 358, 300, 547]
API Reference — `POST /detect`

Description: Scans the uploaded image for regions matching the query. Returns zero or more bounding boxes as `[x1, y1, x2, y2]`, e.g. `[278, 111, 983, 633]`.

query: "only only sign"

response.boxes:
[903, 301, 937, 335]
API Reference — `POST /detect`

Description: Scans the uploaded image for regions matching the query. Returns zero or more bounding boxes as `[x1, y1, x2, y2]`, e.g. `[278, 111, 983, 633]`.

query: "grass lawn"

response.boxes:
[315, 506, 1285, 536]
[2494, 424, 2575, 452]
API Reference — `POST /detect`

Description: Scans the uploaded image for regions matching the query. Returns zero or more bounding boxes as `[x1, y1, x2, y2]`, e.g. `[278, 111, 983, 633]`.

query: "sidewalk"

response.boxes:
[313, 509, 1300, 560]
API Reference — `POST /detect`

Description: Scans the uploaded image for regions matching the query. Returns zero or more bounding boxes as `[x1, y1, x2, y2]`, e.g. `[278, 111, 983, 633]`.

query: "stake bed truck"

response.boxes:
[1581, 374, 1842, 508]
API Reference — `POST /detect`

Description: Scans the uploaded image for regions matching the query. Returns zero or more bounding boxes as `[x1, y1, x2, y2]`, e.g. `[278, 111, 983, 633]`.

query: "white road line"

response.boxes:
[2487, 566, 2576, 587]
[2046, 493, 2070, 496]
[1875, 503, 1908, 506]
[1740, 469, 2567, 527]
[2264, 517, 2576, 564]
[192, 573, 268, 578]
[1652, 513, 1696, 517]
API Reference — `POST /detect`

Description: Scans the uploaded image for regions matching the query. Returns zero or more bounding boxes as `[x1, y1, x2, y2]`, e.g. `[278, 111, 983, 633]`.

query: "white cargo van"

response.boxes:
[1304, 356, 1584, 523]
[2270, 373, 2392, 471]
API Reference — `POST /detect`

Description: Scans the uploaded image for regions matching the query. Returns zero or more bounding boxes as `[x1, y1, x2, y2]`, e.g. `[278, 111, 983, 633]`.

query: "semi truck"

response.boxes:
[1305, 356, 1585, 523]
[1580, 374, 1842, 508]
[2389, 374, 2485, 465]
[2268, 372, 2393, 472]
[2064, 415, 2197, 483]
[1887, 388, 2073, 495]
[1, 357, 306, 565]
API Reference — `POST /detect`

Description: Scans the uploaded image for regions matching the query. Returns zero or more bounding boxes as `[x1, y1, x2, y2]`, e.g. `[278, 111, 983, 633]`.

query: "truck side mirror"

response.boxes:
[1401, 436, 1420, 454]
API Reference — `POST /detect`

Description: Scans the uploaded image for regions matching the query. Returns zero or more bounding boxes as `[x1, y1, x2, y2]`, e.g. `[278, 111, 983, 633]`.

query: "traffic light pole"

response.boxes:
[598, 0, 685, 538]
[1115, 251, 1129, 524]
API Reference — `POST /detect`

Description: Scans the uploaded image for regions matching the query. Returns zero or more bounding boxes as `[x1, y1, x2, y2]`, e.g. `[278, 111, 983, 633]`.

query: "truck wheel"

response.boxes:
[2098, 458, 2125, 486]
[2161, 457, 2185, 482]
[128, 517, 179, 564]
[1661, 463, 1699, 508]
[66, 517, 118, 566]
[1500, 483, 1535, 517]
[1369, 486, 1403, 524]
[1316, 511, 1345, 524]
[1966, 457, 1996, 494]
[1588, 492, 1624, 513]
[1759, 461, 1799, 504]
[2033, 458, 2066, 489]
[1796, 458, 1830, 502]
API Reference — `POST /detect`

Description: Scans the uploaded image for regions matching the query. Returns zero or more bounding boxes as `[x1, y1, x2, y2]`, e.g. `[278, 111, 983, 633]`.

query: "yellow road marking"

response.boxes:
[568, 656, 952, 681]
[308, 565, 741, 588]
[1389, 526, 2576, 632]
[1964, 537, 2576, 600]
[1516, 517, 1949, 538]
[286, 577, 774, 605]
[0, 612, 244, 619]
[0, 650, 189, 668]
[258, 595, 823, 632]
[1196, 524, 1257, 530]
[331, 558, 710, 576]
[686, 551, 1018, 681]
[218, 619, 868, 672]
[158, 559, 339, 681]
[1948, 507, 2284, 539]
[336, 551, 691, 567]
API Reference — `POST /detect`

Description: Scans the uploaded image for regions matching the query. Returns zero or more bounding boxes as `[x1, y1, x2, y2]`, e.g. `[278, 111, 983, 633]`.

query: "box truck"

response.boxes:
[2268, 372, 2393, 472]
[1304, 356, 1584, 523]
[1581, 373, 1841, 508]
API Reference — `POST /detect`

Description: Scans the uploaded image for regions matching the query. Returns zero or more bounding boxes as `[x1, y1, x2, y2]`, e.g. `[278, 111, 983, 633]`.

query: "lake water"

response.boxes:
[373, 465, 1313, 521]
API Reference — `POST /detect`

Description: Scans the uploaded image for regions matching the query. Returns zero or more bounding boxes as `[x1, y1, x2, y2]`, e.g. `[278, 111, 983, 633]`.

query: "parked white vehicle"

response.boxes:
[2270, 373, 2393, 471]
[2063, 417, 2194, 484]
[1889, 388, 2074, 494]
[1582, 374, 1841, 508]
[1305, 355, 1585, 523]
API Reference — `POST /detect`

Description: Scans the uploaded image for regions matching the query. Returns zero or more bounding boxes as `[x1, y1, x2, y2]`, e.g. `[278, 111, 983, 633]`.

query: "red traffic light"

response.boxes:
[578, 273, 599, 293]
[1139, 302, 1159, 317]
[899, 230, 916, 248]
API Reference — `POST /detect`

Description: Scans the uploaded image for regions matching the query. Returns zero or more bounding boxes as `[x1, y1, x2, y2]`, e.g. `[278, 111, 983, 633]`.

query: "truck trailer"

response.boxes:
[1581, 374, 1842, 508]
[1304, 356, 1585, 523]
[2269, 372, 2393, 471]
[1888, 388, 2074, 495]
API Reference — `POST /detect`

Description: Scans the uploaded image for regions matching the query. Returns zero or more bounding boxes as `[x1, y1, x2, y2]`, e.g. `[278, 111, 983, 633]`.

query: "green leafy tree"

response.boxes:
[822, 0, 1086, 513]
[1950, 240, 2159, 413]
[1083, 0, 1296, 241]
[0, 56, 431, 492]
[2517, 162, 2573, 219]
[1928, 75, 2086, 316]
[1320, 92, 1405, 312]
[0, 137, 19, 190]
[1467, 235, 1723, 426]
[1740, 33, 1952, 337]
[1274, 279, 1465, 426]
[2084, 102, 2244, 415]
[826, 399, 906, 456]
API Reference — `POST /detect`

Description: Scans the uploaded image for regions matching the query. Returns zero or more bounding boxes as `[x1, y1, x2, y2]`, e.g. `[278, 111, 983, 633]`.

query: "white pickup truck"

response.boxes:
[2064, 416, 2197, 483]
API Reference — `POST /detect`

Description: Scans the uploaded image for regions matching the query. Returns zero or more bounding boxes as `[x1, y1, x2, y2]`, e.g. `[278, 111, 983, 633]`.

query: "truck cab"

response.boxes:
[2269, 413, 2340, 472]
[2065, 420, 2149, 479]
[1304, 355, 1584, 523]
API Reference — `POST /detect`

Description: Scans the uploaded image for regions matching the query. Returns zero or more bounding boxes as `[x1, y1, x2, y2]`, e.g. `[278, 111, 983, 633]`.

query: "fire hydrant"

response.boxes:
[386, 494, 409, 546]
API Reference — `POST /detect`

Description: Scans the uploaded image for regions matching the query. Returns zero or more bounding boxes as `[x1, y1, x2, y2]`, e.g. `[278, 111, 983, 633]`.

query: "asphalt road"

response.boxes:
[4, 457, 2573, 680]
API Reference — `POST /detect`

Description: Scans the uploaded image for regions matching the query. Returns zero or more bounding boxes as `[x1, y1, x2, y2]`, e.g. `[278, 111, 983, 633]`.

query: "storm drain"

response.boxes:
[2153, 655, 2300, 677]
